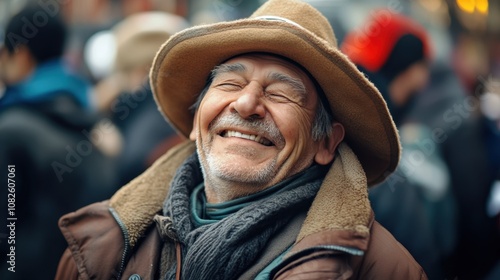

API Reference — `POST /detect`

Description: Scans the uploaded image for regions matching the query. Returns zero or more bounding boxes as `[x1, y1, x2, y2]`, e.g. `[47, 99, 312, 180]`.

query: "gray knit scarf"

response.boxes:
[163, 153, 325, 280]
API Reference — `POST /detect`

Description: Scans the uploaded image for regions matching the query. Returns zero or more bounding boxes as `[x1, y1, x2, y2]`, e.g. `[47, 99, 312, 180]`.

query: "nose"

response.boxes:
[230, 82, 266, 119]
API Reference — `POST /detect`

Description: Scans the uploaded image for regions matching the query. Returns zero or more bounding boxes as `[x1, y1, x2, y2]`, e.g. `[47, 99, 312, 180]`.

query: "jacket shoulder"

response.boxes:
[56, 201, 125, 279]
[352, 221, 427, 280]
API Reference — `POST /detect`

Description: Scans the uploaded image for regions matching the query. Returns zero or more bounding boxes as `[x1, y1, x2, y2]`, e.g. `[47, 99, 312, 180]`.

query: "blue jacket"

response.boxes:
[0, 59, 91, 109]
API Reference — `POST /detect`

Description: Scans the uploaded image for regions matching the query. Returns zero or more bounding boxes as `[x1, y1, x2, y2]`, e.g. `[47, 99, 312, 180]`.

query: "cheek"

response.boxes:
[273, 105, 315, 147]
[409, 66, 429, 90]
[272, 105, 318, 174]
[0, 57, 10, 81]
[4, 60, 22, 84]
[197, 93, 231, 132]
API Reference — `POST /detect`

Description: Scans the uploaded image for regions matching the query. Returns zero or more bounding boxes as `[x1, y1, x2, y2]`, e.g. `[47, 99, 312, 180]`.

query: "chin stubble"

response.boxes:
[198, 113, 283, 186]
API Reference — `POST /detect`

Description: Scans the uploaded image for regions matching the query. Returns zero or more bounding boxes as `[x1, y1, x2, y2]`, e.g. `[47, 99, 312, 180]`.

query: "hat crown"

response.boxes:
[250, 0, 337, 47]
[151, 0, 400, 186]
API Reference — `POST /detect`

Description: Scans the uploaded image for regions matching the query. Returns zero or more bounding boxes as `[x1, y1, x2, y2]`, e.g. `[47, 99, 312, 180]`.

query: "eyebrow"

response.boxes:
[268, 72, 307, 102]
[211, 63, 246, 79]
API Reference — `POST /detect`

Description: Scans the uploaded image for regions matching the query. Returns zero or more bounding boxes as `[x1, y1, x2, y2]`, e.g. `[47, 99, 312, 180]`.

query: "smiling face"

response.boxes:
[191, 53, 342, 202]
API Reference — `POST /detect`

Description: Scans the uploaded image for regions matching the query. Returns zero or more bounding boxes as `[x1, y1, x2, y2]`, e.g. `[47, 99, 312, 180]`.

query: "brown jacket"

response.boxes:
[55, 141, 426, 280]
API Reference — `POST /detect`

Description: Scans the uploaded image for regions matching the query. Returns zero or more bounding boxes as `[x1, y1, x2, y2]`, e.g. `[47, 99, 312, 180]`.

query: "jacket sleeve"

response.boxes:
[55, 248, 80, 280]
[272, 222, 427, 280]
[351, 221, 428, 280]
[271, 250, 353, 279]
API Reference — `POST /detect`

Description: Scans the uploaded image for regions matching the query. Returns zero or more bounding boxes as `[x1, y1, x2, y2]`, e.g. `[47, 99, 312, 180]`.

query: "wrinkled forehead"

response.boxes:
[220, 53, 312, 81]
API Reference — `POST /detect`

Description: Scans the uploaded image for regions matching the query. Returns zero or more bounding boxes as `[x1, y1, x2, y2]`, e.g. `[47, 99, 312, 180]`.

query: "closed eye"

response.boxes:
[216, 83, 243, 91]
[265, 91, 293, 103]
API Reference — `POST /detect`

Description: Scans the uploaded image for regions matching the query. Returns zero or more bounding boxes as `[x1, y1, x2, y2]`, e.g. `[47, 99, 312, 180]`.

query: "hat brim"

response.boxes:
[150, 19, 400, 186]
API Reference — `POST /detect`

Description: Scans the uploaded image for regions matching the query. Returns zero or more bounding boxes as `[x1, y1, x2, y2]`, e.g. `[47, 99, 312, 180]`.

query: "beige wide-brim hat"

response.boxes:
[150, 0, 400, 186]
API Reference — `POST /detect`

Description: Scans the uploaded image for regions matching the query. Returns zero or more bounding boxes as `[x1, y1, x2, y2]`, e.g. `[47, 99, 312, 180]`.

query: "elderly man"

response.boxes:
[55, 0, 425, 279]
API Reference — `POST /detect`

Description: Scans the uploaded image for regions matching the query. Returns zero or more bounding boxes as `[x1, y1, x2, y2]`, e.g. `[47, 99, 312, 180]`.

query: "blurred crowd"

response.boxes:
[0, 0, 499, 279]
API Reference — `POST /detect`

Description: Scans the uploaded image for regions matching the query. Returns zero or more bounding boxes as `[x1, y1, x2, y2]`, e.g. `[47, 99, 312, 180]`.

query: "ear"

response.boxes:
[189, 111, 198, 140]
[314, 122, 345, 165]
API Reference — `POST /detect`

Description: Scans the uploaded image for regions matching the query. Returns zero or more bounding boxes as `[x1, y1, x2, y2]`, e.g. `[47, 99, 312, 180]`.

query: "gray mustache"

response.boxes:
[210, 113, 285, 146]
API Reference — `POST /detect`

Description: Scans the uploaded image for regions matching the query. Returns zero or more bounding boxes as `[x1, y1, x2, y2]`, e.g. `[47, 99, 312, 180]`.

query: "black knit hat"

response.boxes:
[341, 9, 431, 83]
[379, 33, 426, 83]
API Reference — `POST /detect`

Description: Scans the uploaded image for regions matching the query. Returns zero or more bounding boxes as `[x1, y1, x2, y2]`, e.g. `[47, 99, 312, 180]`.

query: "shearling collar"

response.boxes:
[109, 140, 373, 253]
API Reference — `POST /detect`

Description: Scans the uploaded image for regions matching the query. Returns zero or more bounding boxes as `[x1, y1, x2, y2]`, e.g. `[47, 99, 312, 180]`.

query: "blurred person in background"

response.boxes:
[407, 10, 500, 280]
[58, 0, 188, 81]
[409, 59, 499, 279]
[481, 78, 500, 182]
[483, 77, 500, 280]
[342, 10, 457, 279]
[0, 3, 119, 279]
[87, 11, 188, 186]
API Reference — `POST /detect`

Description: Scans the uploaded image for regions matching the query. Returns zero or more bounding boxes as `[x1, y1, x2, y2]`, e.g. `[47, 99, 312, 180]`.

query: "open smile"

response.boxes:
[220, 130, 274, 146]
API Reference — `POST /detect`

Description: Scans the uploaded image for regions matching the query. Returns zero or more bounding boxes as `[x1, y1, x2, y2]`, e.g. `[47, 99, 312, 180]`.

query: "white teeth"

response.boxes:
[225, 130, 271, 146]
